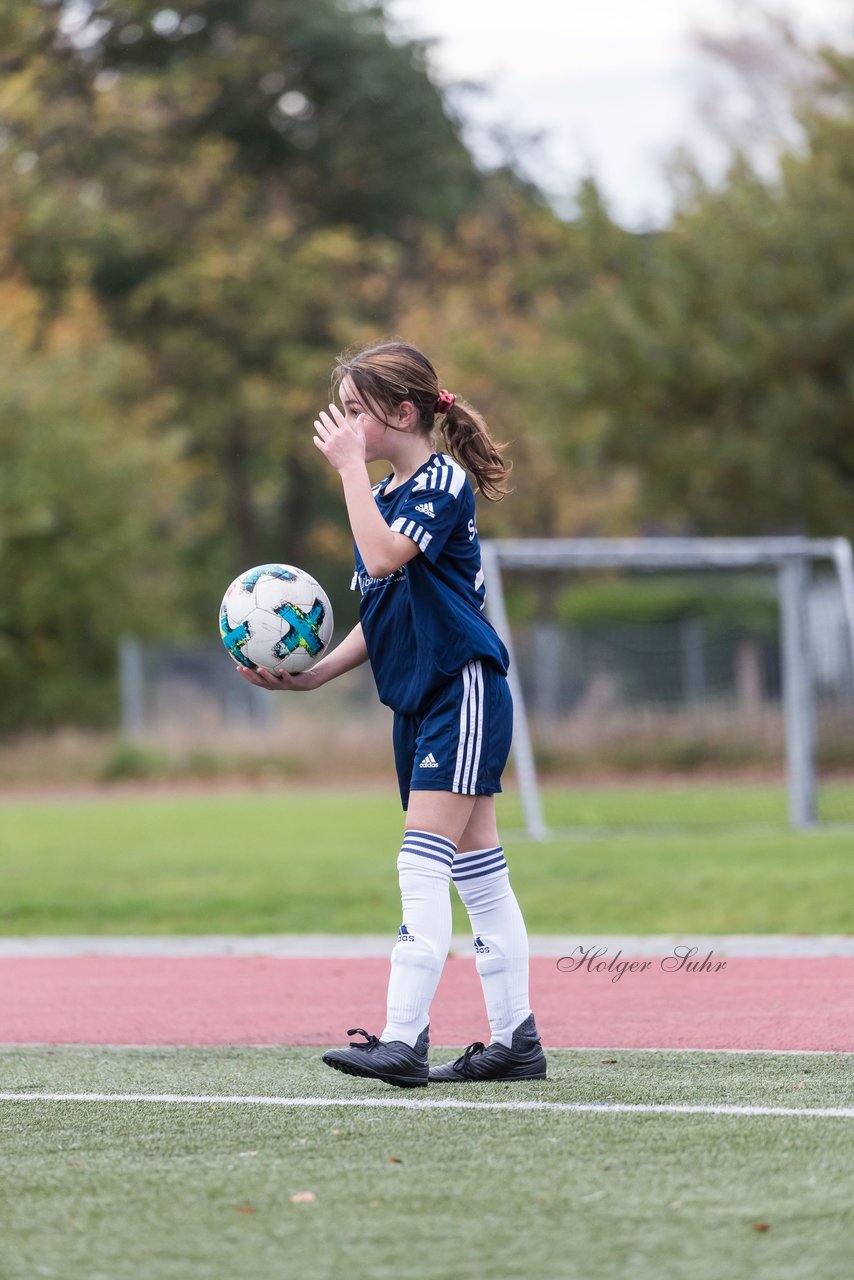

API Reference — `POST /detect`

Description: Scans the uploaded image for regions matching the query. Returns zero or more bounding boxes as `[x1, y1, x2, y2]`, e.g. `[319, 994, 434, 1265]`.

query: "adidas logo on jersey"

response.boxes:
[414, 502, 435, 518]
[474, 936, 490, 954]
[419, 752, 439, 769]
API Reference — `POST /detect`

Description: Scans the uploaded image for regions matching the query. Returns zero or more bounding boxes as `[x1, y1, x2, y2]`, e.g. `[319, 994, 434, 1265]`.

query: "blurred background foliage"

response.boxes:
[2, 0, 854, 730]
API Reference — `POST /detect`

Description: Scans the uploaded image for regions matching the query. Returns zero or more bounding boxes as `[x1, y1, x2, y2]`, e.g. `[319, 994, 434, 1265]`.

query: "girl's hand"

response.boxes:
[312, 403, 366, 474]
[235, 664, 322, 692]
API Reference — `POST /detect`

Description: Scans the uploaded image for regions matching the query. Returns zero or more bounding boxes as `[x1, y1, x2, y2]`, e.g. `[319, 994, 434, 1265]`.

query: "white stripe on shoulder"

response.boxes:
[436, 454, 468, 498]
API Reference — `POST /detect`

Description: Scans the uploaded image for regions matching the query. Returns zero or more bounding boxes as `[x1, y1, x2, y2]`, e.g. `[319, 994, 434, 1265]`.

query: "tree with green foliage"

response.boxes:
[0, 278, 188, 729]
[562, 35, 854, 540]
[5, 2, 854, 738]
[0, 0, 484, 610]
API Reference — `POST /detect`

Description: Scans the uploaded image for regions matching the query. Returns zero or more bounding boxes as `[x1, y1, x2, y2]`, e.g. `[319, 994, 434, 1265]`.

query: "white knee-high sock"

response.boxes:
[452, 847, 531, 1048]
[381, 830, 455, 1047]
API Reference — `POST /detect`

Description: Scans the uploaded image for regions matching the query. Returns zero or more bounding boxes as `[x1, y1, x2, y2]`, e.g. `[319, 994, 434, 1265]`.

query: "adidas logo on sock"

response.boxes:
[419, 752, 439, 769]
[398, 924, 415, 942]
[473, 936, 490, 954]
[414, 502, 435, 518]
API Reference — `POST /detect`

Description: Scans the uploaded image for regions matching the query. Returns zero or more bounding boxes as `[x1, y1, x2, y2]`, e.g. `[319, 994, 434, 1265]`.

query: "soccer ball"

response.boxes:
[219, 563, 334, 673]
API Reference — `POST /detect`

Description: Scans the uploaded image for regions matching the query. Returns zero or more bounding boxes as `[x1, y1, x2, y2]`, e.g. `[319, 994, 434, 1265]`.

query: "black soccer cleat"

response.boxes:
[428, 1013, 547, 1083]
[322, 1026, 430, 1089]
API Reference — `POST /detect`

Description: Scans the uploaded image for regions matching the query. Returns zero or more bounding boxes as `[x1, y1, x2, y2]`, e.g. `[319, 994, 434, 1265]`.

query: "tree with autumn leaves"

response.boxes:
[2, 2, 854, 729]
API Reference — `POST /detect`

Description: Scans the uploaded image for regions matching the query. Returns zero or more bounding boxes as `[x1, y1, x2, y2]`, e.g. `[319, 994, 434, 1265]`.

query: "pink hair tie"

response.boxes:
[435, 389, 456, 414]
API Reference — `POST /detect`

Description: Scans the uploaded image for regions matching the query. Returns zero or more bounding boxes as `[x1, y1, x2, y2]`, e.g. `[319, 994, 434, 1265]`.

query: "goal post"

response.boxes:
[480, 542, 548, 842]
[481, 536, 854, 838]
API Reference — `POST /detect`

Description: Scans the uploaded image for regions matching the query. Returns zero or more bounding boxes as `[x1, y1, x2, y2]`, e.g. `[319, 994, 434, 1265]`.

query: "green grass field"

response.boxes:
[1, 1046, 852, 1280]
[1, 783, 853, 934]
[2, 781, 852, 1278]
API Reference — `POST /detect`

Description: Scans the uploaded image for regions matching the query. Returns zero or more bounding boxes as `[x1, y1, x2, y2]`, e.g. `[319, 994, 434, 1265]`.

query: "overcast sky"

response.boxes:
[387, 0, 853, 227]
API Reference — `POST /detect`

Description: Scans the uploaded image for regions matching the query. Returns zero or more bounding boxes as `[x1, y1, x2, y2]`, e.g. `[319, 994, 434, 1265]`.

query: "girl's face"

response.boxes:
[338, 375, 415, 463]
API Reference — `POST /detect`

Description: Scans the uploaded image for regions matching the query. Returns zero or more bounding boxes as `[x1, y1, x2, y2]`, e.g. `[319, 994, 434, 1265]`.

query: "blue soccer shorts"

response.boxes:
[392, 660, 513, 810]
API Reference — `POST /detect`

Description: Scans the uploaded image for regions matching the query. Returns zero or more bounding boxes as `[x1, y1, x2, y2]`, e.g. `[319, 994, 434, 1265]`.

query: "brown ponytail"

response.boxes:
[438, 399, 512, 503]
[332, 340, 512, 502]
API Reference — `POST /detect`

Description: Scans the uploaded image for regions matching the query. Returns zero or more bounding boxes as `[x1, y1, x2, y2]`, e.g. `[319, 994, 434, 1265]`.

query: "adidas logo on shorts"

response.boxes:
[419, 752, 439, 769]
[414, 502, 435, 518]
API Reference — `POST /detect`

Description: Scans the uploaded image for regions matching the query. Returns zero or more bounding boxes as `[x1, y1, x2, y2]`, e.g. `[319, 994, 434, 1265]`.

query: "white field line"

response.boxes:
[1, 1043, 852, 1056]
[1, 1092, 853, 1119]
[3, 935, 854, 957]
[551, 1046, 854, 1056]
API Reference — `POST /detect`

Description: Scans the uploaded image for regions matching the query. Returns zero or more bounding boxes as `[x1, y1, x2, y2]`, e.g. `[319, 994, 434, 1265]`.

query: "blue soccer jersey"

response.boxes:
[352, 452, 509, 714]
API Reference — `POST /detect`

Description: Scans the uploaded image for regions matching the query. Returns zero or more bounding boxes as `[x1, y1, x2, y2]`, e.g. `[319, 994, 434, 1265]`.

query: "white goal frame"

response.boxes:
[480, 537, 854, 839]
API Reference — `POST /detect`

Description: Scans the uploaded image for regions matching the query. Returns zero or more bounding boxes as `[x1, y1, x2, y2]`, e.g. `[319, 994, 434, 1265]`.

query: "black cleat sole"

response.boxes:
[322, 1054, 428, 1089]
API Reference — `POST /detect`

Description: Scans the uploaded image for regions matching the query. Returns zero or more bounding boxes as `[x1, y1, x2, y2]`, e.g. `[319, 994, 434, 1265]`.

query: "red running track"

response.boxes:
[1, 955, 852, 1051]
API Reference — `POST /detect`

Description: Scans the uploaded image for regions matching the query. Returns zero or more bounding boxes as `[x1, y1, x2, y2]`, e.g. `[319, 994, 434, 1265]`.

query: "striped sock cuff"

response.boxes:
[400, 829, 457, 871]
[452, 846, 508, 882]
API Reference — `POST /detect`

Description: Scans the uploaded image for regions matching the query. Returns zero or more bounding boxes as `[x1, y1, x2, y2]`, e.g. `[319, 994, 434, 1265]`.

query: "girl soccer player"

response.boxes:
[238, 341, 546, 1088]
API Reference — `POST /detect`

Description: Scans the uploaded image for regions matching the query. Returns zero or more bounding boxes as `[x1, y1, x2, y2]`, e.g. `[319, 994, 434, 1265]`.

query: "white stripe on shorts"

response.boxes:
[453, 661, 484, 794]
[463, 660, 483, 788]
